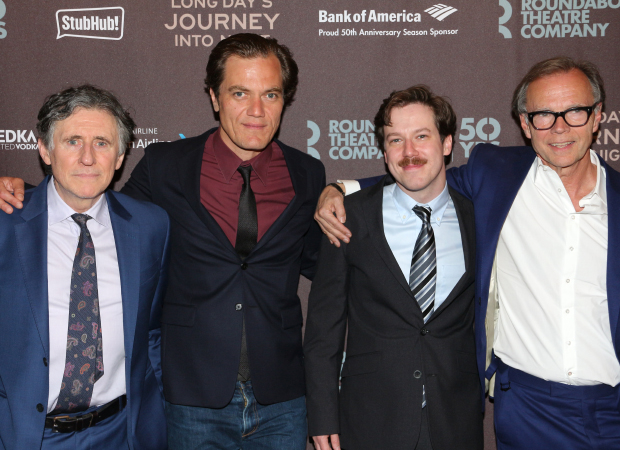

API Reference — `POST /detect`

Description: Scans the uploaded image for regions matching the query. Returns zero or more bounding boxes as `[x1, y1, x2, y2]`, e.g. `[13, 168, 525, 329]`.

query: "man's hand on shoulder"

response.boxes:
[314, 183, 352, 247]
[312, 434, 341, 450]
[0, 177, 25, 214]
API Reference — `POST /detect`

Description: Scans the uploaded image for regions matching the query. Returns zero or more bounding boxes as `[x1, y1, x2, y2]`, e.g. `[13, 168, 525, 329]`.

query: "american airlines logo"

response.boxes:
[424, 4, 457, 21]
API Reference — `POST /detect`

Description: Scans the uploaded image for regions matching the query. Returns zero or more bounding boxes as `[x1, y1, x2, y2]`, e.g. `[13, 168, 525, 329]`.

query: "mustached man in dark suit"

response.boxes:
[304, 86, 482, 450]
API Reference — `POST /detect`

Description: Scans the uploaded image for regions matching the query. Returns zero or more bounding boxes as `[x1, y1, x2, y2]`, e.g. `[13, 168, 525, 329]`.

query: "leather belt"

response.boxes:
[45, 395, 127, 433]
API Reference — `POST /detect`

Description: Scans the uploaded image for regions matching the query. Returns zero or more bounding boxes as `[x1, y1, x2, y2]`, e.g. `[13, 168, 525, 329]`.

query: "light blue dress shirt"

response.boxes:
[382, 183, 465, 310]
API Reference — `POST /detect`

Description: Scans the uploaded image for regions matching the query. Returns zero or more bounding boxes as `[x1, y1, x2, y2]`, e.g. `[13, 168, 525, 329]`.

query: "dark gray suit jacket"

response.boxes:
[304, 176, 482, 450]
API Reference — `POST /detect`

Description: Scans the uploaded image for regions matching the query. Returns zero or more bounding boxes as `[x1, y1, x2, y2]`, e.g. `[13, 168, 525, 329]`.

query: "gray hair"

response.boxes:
[512, 56, 605, 118]
[37, 84, 135, 155]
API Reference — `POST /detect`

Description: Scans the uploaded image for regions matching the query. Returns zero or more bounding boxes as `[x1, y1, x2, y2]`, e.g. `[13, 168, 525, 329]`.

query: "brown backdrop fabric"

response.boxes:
[3, 1, 620, 448]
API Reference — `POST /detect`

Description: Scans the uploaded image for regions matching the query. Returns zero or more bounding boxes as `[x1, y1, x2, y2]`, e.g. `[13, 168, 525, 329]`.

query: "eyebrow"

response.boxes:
[385, 127, 431, 138]
[65, 135, 113, 144]
[227, 85, 283, 94]
[529, 103, 590, 112]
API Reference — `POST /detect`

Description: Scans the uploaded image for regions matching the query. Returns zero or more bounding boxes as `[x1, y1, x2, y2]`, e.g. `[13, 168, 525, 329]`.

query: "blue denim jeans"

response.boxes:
[165, 381, 307, 450]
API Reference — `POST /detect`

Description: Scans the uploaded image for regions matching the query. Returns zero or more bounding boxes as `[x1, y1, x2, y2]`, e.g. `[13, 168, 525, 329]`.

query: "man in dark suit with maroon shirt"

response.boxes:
[122, 33, 325, 449]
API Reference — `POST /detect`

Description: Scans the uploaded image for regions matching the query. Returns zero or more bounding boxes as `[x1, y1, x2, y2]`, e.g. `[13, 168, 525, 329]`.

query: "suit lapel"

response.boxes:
[107, 192, 139, 361]
[478, 149, 536, 286]
[177, 130, 237, 255]
[604, 159, 620, 347]
[252, 142, 307, 253]
[429, 187, 475, 320]
[362, 178, 414, 297]
[15, 181, 50, 355]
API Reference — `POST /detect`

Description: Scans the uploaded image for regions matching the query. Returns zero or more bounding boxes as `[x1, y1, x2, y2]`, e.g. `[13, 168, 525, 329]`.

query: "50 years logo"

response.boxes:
[458, 118, 501, 156]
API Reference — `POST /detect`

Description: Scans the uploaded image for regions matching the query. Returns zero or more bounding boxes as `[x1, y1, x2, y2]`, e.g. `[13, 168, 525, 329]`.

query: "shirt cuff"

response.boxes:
[337, 180, 361, 196]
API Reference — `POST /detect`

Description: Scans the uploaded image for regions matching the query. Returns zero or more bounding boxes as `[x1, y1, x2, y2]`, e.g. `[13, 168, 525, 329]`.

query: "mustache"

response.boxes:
[398, 157, 428, 167]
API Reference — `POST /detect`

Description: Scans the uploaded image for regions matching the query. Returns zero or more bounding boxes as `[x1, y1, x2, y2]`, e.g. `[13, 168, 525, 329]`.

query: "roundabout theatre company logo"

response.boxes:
[498, 0, 619, 39]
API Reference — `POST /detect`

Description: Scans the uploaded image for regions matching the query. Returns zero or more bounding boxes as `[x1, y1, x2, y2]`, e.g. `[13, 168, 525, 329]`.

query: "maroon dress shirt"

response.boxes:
[199, 129, 295, 247]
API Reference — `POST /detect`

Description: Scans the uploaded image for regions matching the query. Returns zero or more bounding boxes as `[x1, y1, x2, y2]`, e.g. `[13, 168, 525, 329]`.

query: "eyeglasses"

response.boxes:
[526, 104, 597, 130]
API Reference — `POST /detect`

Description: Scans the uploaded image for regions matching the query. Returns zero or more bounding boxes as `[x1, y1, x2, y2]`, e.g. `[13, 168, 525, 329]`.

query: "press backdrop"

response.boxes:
[2, 1, 620, 448]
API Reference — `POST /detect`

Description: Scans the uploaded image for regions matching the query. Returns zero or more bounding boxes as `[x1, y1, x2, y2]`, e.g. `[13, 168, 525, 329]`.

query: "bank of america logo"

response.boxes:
[424, 4, 457, 21]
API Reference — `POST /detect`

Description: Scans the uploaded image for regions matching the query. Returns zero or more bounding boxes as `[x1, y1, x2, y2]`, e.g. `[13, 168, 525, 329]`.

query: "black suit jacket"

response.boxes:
[304, 177, 482, 450]
[121, 128, 326, 407]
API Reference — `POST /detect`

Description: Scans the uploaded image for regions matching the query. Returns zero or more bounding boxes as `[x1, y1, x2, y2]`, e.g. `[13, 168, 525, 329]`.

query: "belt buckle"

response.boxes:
[50, 415, 73, 433]
[51, 411, 97, 433]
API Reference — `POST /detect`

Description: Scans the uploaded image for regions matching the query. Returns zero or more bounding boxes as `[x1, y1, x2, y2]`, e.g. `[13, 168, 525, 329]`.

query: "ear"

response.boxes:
[115, 152, 125, 171]
[209, 88, 220, 112]
[38, 139, 52, 165]
[592, 102, 603, 133]
[520, 114, 532, 139]
[442, 135, 453, 156]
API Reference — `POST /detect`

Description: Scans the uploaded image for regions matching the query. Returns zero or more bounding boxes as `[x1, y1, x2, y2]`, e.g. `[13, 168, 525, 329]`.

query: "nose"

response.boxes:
[247, 95, 265, 117]
[404, 138, 418, 156]
[79, 142, 95, 166]
[551, 115, 570, 133]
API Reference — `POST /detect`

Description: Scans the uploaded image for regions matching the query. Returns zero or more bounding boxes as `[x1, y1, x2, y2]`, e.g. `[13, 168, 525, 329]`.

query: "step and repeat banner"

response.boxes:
[2, 1, 620, 448]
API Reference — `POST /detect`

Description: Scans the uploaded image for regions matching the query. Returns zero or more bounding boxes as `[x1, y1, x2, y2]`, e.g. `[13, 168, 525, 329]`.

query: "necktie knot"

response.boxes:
[238, 164, 253, 185]
[413, 205, 432, 224]
[71, 213, 92, 228]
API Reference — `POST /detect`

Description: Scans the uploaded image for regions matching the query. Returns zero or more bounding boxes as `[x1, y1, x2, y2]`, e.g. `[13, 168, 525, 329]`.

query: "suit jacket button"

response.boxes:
[413, 370, 422, 379]
[36, 403, 44, 412]
[235, 304, 243, 311]
[420, 329, 429, 336]
[43, 357, 48, 366]
[241, 263, 248, 270]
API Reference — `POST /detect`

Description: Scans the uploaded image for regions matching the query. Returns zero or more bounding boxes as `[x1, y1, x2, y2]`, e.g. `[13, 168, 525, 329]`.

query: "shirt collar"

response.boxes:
[47, 177, 110, 227]
[533, 149, 607, 213]
[390, 182, 450, 225]
[213, 128, 274, 186]
[579, 150, 607, 210]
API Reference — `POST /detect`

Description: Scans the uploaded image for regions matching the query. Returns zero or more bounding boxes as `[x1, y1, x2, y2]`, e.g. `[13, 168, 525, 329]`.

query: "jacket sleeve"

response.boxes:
[304, 232, 349, 437]
[358, 175, 384, 190]
[446, 143, 486, 201]
[121, 149, 154, 203]
[148, 213, 171, 396]
[300, 162, 327, 280]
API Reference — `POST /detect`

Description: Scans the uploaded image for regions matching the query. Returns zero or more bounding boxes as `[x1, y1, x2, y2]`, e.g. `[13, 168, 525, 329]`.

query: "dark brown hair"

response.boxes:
[374, 85, 456, 152]
[204, 33, 299, 108]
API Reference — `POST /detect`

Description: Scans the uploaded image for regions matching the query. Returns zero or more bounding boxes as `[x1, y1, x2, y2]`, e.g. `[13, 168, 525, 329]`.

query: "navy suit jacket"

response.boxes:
[360, 143, 620, 406]
[0, 178, 170, 450]
[121, 128, 326, 407]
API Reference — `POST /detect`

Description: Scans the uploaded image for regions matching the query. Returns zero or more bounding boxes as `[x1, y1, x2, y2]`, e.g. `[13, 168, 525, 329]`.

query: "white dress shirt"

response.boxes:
[494, 151, 620, 386]
[47, 178, 126, 412]
[382, 183, 465, 311]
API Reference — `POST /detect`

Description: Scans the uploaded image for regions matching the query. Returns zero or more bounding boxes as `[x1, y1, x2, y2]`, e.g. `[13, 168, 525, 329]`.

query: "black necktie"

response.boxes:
[235, 164, 258, 260]
[409, 206, 437, 324]
[54, 214, 103, 413]
[235, 164, 257, 381]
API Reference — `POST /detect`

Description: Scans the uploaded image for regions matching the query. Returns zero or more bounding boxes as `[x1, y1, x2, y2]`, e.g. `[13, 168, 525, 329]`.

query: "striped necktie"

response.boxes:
[409, 206, 437, 324]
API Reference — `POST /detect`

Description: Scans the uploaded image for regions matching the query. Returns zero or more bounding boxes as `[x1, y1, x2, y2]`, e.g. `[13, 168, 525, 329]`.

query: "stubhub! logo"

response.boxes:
[56, 7, 125, 40]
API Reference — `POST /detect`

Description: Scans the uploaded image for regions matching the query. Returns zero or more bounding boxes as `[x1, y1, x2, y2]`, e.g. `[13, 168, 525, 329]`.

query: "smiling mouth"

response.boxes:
[549, 141, 574, 149]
